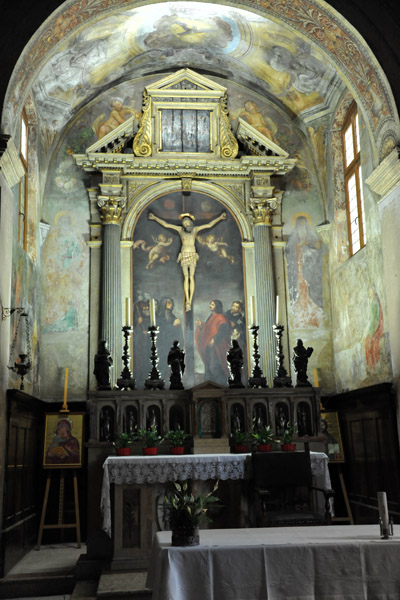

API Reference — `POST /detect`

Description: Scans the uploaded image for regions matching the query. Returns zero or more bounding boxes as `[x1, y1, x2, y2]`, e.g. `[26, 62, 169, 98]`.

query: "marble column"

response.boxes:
[251, 196, 278, 386]
[98, 193, 126, 387]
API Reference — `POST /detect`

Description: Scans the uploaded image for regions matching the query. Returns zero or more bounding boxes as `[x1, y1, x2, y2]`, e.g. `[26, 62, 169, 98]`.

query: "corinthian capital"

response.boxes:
[250, 197, 278, 226]
[97, 195, 126, 225]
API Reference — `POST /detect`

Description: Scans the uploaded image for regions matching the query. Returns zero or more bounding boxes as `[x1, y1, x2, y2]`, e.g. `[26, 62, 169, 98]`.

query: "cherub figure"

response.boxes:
[197, 234, 235, 264]
[133, 233, 173, 269]
[92, 97, 141, 139]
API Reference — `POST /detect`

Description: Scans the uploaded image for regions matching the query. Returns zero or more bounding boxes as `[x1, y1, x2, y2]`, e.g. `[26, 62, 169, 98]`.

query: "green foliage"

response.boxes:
[164, 480, 220, 529]
[137, 425, 163, 447]
[252, 425, 274, 444]
[231, 430, 250, 445]
[114, 432, 135, 448]
[276, 422, 298, 444]
[165, 429, 188, 446]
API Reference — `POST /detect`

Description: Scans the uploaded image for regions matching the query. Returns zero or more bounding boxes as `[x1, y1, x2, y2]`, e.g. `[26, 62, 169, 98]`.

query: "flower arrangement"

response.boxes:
[276, 422, 298, 445]
[164, 480, 220, 535]
[137, 425, 163, 448]
[252, 425, 274, 445]
[231, 430, 250, 445]
[164, 429, 188, 447]
[114, 432, 135, 448]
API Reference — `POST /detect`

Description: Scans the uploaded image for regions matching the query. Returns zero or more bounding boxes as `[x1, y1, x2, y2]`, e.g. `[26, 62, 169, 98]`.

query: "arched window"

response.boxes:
[342, 103, 366, 255]
[19, 110, 28, 249]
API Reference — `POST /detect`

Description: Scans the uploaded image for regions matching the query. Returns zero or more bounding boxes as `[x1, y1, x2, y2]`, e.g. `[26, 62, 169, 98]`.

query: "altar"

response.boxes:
[100, 452, 331, 569]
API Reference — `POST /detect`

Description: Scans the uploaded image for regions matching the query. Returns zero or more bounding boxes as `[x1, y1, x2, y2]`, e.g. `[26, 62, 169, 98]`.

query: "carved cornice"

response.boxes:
[75, 153, 295, 179]
[97, 195, 126, 225]
[0, 135, 25, 188]
[366, 147, 400, 200]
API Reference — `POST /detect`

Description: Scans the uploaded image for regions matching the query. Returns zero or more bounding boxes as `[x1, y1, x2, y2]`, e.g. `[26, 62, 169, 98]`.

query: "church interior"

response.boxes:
[1, 0, 400, 598]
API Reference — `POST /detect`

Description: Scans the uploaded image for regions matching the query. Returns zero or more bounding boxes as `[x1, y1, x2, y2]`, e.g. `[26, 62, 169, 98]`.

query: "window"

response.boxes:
[342, 103, 366, 255]
[19, 111, 28, 248]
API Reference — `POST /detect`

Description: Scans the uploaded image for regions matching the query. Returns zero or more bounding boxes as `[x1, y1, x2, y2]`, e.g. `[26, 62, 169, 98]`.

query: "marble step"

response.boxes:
[95, 571, 151, 600]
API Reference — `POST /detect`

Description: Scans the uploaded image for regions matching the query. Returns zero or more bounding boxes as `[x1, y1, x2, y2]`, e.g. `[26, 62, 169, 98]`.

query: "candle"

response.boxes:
[150, 298, 156, 327]
[125, 297, 131, 326]
[275, 295, 279, 324]
[313, 369, 319, 387]
[377, 491, 390, 538]
[63, 368, 69, 404]
[250, 296, 256, 326]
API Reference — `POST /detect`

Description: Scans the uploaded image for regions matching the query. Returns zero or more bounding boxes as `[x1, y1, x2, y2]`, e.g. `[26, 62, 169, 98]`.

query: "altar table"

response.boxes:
[147, 525, 400, 600]
[101, 452, 330, 536]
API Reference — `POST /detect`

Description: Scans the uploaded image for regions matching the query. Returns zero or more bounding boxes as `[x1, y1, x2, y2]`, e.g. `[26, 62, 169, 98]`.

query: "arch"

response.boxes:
[122, 179, 253, 241]
[3, 0, 399, 161]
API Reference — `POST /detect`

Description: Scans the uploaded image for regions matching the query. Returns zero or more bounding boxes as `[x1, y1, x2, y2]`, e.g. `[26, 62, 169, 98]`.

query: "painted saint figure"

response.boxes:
[45, 418, 80, 465]
[195, 299, 231, 385]
[148, 211, 227, 311]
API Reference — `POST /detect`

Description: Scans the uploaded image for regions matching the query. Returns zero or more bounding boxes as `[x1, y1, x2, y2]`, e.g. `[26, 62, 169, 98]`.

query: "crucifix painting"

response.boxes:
[132, 192, 246, 389]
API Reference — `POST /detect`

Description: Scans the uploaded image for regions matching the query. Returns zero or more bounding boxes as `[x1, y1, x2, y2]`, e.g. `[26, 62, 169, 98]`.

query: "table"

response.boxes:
[101, 452, 330, 536]
[147, 525, 400, 600]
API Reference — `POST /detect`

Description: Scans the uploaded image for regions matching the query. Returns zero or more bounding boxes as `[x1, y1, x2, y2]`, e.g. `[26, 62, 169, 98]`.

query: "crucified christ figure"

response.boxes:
[148, 211, 227, 311]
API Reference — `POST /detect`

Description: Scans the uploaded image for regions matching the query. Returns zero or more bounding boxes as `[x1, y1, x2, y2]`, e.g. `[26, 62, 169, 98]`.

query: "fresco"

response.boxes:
[41, 211, 88, 333]
[30, 1, 342, 146]
[132, 192, 246, 389]
[285, 213, 326, 329]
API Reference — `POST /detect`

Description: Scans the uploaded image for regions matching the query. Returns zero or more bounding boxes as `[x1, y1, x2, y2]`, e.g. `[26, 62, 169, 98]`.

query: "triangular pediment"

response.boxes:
[236, 118, 289, 158]
[146, 68, 227, 96]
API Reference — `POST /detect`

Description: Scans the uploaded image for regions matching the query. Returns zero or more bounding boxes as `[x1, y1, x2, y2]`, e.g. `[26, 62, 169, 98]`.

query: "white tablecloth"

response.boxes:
[101, 452, 330, 536]
[147, 525, 400, 600]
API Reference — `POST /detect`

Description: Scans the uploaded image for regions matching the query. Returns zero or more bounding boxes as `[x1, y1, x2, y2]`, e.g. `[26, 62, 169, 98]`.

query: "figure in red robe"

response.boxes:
[195, 299, 231, 385]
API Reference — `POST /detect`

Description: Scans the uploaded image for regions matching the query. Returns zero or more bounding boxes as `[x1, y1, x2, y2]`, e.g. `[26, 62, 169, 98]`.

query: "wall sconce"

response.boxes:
[7, 309, 32, 390]
[2, 306, 25, 320]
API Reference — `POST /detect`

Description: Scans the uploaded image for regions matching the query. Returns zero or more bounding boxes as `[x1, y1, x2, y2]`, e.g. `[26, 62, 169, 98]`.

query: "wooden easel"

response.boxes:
[330, 463, 354, 525]
[35, 469, 81, 550]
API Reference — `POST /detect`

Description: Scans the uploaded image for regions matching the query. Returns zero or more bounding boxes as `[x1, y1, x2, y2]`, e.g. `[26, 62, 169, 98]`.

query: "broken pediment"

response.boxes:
[236, 118, 289, 158]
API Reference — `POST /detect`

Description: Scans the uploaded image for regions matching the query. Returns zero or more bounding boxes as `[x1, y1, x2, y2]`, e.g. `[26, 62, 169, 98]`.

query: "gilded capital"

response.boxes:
[97, 195, 126, 225]
[250, 197, 278, 226]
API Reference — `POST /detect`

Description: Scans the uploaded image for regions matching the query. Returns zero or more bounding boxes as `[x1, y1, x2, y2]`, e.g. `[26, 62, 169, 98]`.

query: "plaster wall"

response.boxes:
[0, 176, 14, 537]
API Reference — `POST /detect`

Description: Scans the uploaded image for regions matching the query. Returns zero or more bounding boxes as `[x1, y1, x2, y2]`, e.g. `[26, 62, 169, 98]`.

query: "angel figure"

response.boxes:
[133, 234, 173, 269]
[197, 234, 235, 264]
[92, 97, 140, 139]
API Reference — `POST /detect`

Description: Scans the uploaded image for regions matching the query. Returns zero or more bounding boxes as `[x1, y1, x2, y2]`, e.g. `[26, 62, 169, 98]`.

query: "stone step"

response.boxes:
[95, 571, 151, 600]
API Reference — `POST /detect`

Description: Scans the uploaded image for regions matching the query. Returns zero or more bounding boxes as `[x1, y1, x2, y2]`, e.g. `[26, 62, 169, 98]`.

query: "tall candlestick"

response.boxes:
[313, 369, 319, 387]
[125, 297, 131, 326]
[250, 296, 256, 326]
[150, 298, 156, 327]
[275, 295, 279, 324]
[60, 367, 70, 412]
[64, 367, 69, 403]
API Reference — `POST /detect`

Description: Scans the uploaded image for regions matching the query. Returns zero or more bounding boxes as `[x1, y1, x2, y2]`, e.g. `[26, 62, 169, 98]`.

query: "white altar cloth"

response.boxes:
[101, 452, 330, 537]
[147, 525, 400, 600]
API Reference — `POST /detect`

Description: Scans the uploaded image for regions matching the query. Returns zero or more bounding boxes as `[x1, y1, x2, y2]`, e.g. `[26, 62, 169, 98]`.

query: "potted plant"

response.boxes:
[114, 432, 135, 456]
[164, 429, 188, 455]
[252, 425, 275, 452]
[231, 430, 250, 453]
[164, 480, 220, 546]
[137, 425, 163, 455]
[277, 423, 298, 452]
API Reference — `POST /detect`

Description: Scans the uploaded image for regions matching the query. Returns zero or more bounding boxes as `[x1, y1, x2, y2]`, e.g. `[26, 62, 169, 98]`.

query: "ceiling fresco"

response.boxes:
[31, 2, 343, 145]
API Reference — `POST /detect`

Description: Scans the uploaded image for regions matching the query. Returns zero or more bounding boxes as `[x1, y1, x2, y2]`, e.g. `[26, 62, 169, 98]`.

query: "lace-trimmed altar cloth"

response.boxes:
[100, 452, 330, 537]
[101, 453, 248, 536]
